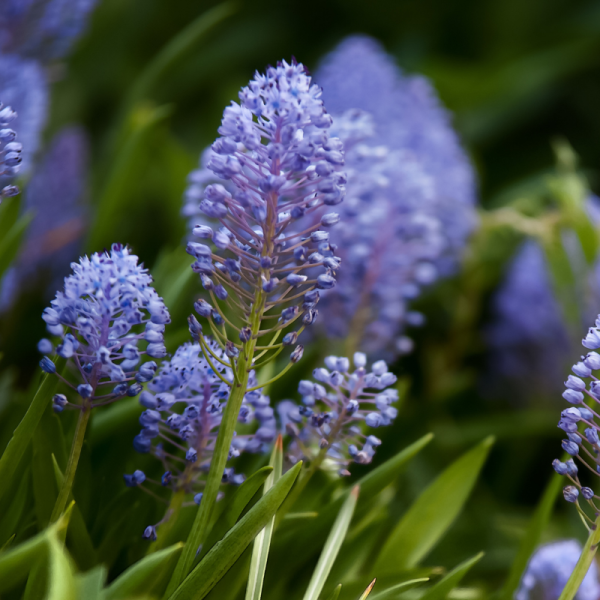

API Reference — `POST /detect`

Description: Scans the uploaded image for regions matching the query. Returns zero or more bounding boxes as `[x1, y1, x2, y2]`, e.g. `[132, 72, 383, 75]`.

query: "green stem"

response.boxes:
[50, 406, 91, 523]
[558, 514, 600, 600]
[166, 339, 257, 594]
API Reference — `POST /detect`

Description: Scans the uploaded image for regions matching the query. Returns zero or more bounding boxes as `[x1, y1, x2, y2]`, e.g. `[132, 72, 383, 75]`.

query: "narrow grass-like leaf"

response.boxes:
[0, 465, 30, 546]
[302, 486, 359, 600]
[47, 534, 76, 600]
[245, 436, 283, 600]
[374, 437, 493, 573]
[419, 553, 484, 600]
[0, 530, 48, 593]
[368, 578, 430, 600]
[197, 465, 273, 563]
[169, 461, 302, 600]
[0, 212, 32, 280]
[326, 584, 342, 600]
[358, 579, 377, 600]
[87, 104, 172, 251]
[74, 565, 107, 600]
[0, 360, 64, 505]
[558, 515, 600, 600]
[51, 454, 97, 569]
[105, 543, 183, 600]
[124, 2, 237, 109]
[23, 556, 47, 600]
[499, 473, 562, 600]
[273, 434, 434, 571]
[0, 508, 72, 594]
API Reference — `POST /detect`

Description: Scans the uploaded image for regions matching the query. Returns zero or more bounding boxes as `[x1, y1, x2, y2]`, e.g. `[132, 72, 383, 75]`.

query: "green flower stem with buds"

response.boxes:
[558, 515, 600, 600]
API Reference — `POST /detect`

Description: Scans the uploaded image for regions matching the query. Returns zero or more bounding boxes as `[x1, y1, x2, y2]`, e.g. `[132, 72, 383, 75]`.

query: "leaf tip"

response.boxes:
[275, 433, 283, 451]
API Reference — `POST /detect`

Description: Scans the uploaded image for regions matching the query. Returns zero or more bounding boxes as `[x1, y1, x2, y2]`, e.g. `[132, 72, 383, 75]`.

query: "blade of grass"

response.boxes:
[168, 461, 302, 600]
[245, 436, 283, 600]
[368, 578, 430, 600]
[0, 360, 64, 505]
[302, 486, 360, 600]
[499, 473, 562, 600]
[374, 437, 493, 573]
[419, 553, 484, 600]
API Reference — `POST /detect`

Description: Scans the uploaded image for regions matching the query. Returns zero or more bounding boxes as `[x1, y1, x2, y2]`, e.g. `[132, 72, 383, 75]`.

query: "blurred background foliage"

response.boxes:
[3, 0, 600, 596]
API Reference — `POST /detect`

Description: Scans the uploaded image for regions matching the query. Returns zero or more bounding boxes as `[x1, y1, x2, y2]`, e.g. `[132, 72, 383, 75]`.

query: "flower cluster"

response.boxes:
[1, 0, 99, 61]
[552, 313, 600, 506]
[1, 126, 89, 308]
[125, 340, 276, 540]
[278, 353, 398, 475]
[306, 35, 477, 356]
[515, 540, 600, 600]
[38, 244, 170, 410]
[487, 240, 574, 402]
[184, 59, 345, 355]
[0, 53, 48, 183]
[0, 100, 21, 199]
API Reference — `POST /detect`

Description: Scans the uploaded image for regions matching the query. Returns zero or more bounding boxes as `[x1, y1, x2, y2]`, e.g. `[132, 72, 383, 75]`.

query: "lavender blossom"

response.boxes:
[127, 340, 276, 539]
[1, 126, 89, 306]
[278, 353, 398, 475]
[38, 244, 170, 411]
[0, 53, 48, 186]
[552, 312, 600, 509]
[487, 240, 574, 401]
[515, 540, 600, 600]
[0, 100, 21, 199]
[185, 59, 345, 358]
[303, 35, 477, 356]
[0, 0, 99, 61]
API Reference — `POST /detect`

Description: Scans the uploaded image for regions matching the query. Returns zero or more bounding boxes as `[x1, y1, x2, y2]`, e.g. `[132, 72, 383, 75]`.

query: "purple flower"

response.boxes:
[0, 53, 48, 194]
[515, 540, 600, 600]
[1, 0, 99, 61]
[487, 240, 574, 401]
[131, 340, 275, 539]
[183, 59, 345, 353]
[278, 352, 398, 475]
[552, 310, 600, 506]
[1, 126, 89, 307]
[307, 35, 477, 357]
[39, 244, 170, 409]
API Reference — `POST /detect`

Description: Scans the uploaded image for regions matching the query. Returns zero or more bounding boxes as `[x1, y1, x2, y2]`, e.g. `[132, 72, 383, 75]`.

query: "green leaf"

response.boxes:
[74, 566, 107, 600]
[0, 211, 32, 280]
[274, 434, 434, 570]
[0, 359, 65, 506]
[358, 579, 377, 600]
[0, 465, 30, 546]
[499, 473, 562, 600]
[169, 461, 302, 600]
[558, 514, 600, 600]
[0, 507, 72, 594]
[123, 2, 237, 109]
[245, 436, 283, 600]
[302, 486, 359, 600]
[51, 455, 97, 569]
[0, 529, 48, 594]
[87, 104, 172, 251]
[47, 534, 76, 600]
[368, 578, 430, 600]
[23, 556, 47, 600]
[105, 543, 183, 600]
[419, 553, 484, 600]
[374, 437, 493, 574]
[325, 584, 342, 600]
[198, 465, 273, 563]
